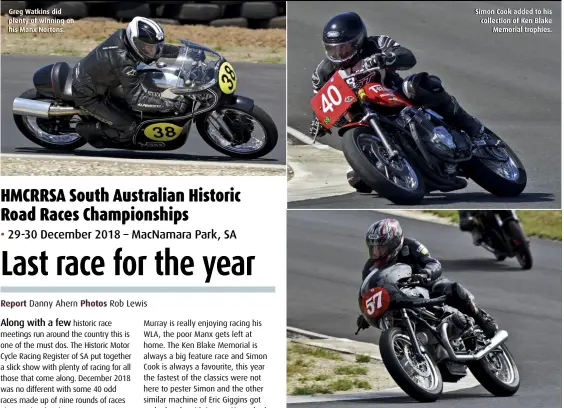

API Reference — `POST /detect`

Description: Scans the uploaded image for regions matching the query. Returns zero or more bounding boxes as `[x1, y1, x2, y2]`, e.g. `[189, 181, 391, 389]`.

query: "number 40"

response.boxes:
[321, 85, 342, 113]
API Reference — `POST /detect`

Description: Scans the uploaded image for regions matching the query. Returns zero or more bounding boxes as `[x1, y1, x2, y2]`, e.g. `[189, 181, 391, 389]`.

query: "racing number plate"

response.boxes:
[310, 71, 357, 129]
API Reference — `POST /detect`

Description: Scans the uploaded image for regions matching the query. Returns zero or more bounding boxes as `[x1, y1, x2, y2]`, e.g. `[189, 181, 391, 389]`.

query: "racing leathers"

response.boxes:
[310, 35, 484, 140]
[71, 29, 185, 145]
[356, 237, 499, 337]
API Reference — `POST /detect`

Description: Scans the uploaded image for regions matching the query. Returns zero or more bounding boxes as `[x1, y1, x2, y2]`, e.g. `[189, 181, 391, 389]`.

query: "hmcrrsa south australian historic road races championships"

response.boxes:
[0, 188, 242, 226]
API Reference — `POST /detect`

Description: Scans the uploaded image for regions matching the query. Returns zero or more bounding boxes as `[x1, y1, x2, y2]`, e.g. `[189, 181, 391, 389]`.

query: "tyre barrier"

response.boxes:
[1, 1, 286, 29]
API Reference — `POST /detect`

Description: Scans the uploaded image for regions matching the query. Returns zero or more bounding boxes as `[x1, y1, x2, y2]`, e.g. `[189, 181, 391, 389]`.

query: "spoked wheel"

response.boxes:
[342, 127, 426, 205]
[463, 128, 527, 197]
[13, 89, 87, 150]
[379, 327, 443, 402]
[196, 105, 278, 159]
[468, 343, 520, 396]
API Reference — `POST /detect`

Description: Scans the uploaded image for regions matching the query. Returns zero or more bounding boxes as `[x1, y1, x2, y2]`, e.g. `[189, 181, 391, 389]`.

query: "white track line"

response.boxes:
[286, 326, 480, 404]
[287, 126, 331, 149]
[0, 153, 287, 170]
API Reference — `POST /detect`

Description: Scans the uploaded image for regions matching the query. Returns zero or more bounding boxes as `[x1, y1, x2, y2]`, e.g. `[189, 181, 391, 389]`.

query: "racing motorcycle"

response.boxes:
[12, 39, 278, 159]
[358, 263, 520, 402]
[310, 64, 527, 205]
[466, 210, 533, 270]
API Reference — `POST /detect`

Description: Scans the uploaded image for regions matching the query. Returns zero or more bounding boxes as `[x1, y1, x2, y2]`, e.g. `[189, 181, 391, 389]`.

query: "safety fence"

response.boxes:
[1, 1, 286, 28]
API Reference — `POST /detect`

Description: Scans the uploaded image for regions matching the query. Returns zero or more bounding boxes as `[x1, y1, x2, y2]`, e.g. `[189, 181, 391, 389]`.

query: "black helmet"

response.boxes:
[126, 17, 165, 64]
[322, 12, 367, 64]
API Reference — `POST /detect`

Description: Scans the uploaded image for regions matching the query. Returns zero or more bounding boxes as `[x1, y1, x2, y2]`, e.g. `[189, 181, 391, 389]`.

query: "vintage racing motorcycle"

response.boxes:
[465, 210, 533, 270]
[13, 39, 278, 159]
[358, 263, 520, 402]
[310, 64, 527, 205]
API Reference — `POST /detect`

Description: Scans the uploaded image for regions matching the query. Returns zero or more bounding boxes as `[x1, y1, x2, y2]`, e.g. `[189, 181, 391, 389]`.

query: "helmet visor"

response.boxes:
[133, 38, 163, 60]
[368, 245, 391, 261]
[324, 42, 356, 63]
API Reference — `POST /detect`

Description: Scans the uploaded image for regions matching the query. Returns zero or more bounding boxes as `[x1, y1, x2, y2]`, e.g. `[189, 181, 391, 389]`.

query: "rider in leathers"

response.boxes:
[310, 12, 486, 192]
[356, 218, 498, 337]
[72, 16, 188, 147]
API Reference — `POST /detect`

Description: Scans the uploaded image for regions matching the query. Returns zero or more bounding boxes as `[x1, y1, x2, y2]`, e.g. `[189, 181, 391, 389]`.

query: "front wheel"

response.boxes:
[13, 89, 87, 150]
[195, 104, 278, 159]
[342, 127, 426, 205]
[467, 343, 520, 397]
[379, 327, 443, 402]
[506, 220, 533, 269]
[463, 129, 527, 197]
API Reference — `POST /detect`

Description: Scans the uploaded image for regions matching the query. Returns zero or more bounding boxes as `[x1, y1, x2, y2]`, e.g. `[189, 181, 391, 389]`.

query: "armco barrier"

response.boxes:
[1, 1, 286, 29]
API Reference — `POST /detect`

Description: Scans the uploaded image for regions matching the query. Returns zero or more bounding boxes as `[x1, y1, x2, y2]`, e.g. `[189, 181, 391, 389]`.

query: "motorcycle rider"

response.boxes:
[72, 16, 188, 147]
[309, 12, 486, 192]
[458, 210, 484, 246]
[356, 218, 499, 337]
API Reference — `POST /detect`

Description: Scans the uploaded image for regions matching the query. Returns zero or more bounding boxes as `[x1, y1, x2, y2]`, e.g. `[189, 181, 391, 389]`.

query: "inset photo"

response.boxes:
[287, 1, 561, 208]
[1, 1, 286, 176]
[287, 209, 561, 404]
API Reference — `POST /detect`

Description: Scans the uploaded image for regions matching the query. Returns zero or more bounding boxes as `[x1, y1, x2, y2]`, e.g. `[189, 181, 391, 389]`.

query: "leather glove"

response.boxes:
[309, 117, 330, 138]
[173, 98, 189, 114]
[357, 314, 370, 330]
[362, 54, 386, 70]
[411, 271, 431, 285]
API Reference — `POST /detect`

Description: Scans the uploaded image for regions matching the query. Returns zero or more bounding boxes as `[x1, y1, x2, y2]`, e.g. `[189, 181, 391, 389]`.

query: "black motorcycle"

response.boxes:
[358, 263, 520, 402]
[12, 39, 278, 159]
[469, 210, 533, 270]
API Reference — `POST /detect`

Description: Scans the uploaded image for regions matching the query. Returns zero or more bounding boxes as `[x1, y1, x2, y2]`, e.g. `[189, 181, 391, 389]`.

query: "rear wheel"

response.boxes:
[379, 327, 443, 402]
[342, 127, 426, 205]
[468, 343, 520, 396]
[13, 89, 86, 150]
[464, 128, 527, 197]
[505, 220, 533, 269]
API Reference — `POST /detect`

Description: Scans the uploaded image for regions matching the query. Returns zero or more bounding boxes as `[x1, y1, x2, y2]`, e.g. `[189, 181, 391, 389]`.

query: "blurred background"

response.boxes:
[1, 1, 286, 29]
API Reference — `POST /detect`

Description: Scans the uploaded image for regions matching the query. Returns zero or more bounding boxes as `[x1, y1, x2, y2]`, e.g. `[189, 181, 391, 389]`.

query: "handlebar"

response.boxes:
[341, 65, 382, 81]
[397, 295, 447, 309]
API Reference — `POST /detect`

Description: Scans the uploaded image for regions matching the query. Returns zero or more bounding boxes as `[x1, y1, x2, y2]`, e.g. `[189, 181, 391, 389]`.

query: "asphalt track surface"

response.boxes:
[287, 210, 561, 407]
[287, 1, 561, 208]
[1, 55, 286, 165]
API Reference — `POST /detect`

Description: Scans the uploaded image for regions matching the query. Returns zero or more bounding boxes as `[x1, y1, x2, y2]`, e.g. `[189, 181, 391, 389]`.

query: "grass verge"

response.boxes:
[287, 342, 395, 396]
[1, 15, 285, 64]
[422, 210, 562, 241]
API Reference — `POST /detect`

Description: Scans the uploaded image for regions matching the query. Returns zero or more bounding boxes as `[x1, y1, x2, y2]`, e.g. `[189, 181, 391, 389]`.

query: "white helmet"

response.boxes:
[125, 17, 165, 63]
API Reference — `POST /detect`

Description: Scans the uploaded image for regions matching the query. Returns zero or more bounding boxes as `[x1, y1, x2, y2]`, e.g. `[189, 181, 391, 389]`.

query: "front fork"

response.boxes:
[360, 102, 398, 159]
[401, 309, 426, 359]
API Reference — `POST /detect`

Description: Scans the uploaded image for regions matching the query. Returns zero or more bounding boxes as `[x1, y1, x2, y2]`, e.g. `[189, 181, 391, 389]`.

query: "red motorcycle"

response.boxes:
[310, 65, 527, 205]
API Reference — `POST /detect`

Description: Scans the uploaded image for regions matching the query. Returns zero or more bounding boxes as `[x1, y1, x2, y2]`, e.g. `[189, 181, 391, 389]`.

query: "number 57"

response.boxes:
[365, 290, 383, 315]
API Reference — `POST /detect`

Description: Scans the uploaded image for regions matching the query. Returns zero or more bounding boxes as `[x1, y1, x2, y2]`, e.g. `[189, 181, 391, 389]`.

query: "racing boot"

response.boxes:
[471, 308, 499, 338]
[453, 283, 498, 338]
[75, 122, 105, 149]
[471, 228, 483, 246]
[437, 96, 485, 140]
[347, 167, 373, 193]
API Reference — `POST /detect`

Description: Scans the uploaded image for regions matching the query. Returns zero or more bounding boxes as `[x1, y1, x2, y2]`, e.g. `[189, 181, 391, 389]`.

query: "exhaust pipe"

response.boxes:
[439, 322, 508, 362]
[13, 97, 85, 119]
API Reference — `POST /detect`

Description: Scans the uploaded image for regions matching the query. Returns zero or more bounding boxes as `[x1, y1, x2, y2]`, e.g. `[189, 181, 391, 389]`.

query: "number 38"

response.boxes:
[321, 85, 343, 113]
